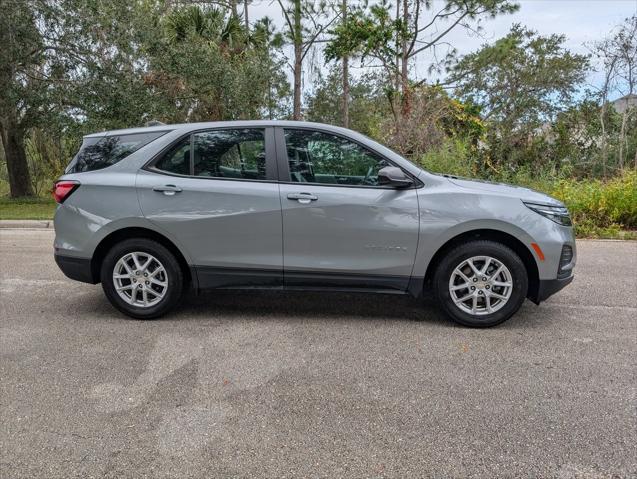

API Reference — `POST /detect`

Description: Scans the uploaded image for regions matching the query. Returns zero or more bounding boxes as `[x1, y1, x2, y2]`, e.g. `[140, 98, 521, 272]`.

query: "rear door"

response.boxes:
[137, 127, 283, 288]
[276, 127, 420, 291]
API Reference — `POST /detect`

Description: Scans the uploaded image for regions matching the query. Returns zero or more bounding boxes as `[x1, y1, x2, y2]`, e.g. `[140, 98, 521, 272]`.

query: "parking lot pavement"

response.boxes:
[1, 229, 635, 478]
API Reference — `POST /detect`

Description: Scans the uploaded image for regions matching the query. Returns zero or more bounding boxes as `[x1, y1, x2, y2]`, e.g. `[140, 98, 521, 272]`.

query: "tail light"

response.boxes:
[53, 180, 80, 204]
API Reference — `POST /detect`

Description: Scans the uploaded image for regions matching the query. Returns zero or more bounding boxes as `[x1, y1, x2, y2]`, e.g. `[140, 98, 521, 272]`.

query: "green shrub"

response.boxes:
[416, 139, 476, 178]
[548, 170, 637, 237]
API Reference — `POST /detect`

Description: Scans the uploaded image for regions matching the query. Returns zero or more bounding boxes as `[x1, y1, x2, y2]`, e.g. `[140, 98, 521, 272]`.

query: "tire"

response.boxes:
[433, 240, 528, 327]
[100, 238, 184, 319]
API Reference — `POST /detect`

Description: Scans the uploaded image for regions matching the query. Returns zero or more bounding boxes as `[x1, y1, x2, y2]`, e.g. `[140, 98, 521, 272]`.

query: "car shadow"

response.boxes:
[76, 286, 544, 330]
[173, 289, 452, 326]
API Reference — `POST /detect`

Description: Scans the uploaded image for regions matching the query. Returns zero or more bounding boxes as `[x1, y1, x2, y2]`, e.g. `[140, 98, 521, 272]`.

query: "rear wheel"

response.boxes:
[101, 238, 183, 319]
[433, 240, 528, 327]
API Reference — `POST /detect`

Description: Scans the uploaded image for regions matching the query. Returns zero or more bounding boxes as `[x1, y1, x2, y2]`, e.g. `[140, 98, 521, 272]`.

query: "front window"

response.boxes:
[284, 129, 390, 186]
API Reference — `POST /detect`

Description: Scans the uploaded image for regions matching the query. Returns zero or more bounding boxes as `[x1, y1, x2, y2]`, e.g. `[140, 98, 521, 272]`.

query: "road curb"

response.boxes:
[0, 220, 53, 229]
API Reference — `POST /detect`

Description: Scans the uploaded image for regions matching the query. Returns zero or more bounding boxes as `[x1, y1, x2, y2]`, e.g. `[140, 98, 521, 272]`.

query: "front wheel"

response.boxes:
[433, 240, 528, 327]
[101, 238, 184, 319]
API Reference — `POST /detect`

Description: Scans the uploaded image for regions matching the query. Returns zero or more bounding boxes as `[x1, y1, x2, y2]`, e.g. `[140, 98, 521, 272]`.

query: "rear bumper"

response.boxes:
[530, 274, 574, 304]
[54, 254, 97, 284]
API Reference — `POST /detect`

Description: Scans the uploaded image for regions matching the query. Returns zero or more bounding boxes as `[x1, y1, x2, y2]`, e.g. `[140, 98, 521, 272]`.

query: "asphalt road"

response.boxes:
[1, 230, 636, 478]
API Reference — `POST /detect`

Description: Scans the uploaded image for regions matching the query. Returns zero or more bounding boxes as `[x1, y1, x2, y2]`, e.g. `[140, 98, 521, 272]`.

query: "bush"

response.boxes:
[549, 170, 637, 238]
[416, 139, 476, 178]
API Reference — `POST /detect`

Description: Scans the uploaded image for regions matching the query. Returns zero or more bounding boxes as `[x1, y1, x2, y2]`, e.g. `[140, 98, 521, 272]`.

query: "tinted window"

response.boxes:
[67, 131, 167, 173]
[154, 137, 191, 175]
[193, 129, 266, 180]
[284, 129, 389, 186]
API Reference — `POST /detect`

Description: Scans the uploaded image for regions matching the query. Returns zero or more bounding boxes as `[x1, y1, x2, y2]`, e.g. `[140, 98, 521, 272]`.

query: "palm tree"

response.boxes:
[163, 5, 246, 50]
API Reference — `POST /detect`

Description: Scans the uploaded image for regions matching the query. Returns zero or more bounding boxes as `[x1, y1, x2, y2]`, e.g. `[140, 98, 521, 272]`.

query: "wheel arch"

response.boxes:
[423, 229, 540, 302]
[90, 227, 194, 288]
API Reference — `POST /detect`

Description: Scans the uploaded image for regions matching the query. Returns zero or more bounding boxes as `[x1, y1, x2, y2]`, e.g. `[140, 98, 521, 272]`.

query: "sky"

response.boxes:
[249, 0, 637, 100]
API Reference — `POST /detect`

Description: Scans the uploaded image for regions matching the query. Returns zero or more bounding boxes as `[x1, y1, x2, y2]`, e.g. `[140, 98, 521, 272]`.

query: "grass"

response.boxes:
[0, 196, 57, 220]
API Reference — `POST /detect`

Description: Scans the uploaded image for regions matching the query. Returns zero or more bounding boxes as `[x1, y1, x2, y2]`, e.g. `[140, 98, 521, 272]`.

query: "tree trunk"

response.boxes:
[341, 0, 349, 128]
[599, 102, 608, 178]
[293, 48, 302, 120]
[243, 0, 249, 30]
[599, 58, 617, 178]
[400, 0, 411, 118]
[618, 109, 627, 170]
[386, 0, 400, 126]
[342, 56, 349, 128]
[0, 120, 34, 197]
[292, 0, 303, 120]
[229, 0, 238, 17]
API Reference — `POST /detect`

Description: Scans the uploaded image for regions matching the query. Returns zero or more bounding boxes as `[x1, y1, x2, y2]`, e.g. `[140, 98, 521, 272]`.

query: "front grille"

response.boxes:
[557, 245, 574, 279]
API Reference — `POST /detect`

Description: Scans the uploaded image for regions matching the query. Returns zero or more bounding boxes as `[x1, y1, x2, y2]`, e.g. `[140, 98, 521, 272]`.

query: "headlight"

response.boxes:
[523, 202, 572, 226]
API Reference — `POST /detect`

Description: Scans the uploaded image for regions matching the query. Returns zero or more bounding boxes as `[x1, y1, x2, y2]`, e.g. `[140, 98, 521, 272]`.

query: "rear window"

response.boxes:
[66, 131, 168, 173]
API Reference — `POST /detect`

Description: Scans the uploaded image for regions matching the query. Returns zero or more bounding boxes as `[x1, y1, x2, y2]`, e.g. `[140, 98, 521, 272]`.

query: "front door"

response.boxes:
[137, 127, 283, 288]
[276, 127, 420, 291]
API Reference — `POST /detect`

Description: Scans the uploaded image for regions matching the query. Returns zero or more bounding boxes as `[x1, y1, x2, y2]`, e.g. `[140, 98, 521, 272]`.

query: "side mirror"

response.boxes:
[378, 166, 414, 188]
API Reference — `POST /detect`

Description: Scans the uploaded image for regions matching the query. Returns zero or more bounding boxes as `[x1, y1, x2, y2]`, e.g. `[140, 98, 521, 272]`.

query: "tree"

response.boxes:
[450, 25, 589, 168]
[592, 15, 637, 171]
[305, 67, 387, 136]
[276, 0, 333, 119]
[340, 0, 349, 128]
[140, 4, 290, 122]
[0, 0, 48, 197]
[325, 0, 518, 120]
[0, 0, 157, 197]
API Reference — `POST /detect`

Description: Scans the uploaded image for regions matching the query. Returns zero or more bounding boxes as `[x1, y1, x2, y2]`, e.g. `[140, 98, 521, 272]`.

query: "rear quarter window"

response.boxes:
[66, 131, 168, 173]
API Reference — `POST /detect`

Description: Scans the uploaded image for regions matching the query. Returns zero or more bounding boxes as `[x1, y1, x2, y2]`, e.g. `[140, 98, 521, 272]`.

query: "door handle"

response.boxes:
[287, 192, 318, 204]
[153, 185, 182, 196]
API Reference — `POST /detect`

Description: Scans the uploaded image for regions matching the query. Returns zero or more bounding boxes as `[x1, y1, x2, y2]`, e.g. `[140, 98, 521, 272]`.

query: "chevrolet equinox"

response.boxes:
[53, 121, 575, 327]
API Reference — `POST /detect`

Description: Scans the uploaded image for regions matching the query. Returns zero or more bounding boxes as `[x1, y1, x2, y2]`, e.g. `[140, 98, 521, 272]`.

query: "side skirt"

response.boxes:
[192, 266, 423, 297]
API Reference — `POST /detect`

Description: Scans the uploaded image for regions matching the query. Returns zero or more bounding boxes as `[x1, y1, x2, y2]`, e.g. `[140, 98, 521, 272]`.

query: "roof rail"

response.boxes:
[144, 120, 166, 127]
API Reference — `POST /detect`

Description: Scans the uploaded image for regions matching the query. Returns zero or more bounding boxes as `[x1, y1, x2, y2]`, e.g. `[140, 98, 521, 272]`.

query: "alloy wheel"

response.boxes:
[112, 252, 168, 308]
[448, 256, 513, 316]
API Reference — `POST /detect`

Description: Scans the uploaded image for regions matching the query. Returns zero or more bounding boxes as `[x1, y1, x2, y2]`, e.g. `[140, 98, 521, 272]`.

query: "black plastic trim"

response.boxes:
[55, 254, 423, 297]
[195, 266, 282, 289]
[285, 270, 409, 291]
[530, 274, 574, 304]
[192, 266, 416, 294]
[54, 254, 97, 284]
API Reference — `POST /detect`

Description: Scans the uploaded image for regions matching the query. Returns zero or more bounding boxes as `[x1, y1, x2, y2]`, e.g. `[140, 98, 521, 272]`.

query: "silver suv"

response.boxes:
[53, 121, 575, 327]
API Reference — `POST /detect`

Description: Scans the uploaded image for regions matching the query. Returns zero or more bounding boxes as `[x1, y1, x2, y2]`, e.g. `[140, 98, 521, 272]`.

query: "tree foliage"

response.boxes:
[305, 67, 388, 137]
[144, 4, 289, 122]
[450, 24, 590, 170]
[451, 25, 589, 126]
[325, 0, 519, 116]
[0, 1, 635, 199]
[0, 0, 291, 196]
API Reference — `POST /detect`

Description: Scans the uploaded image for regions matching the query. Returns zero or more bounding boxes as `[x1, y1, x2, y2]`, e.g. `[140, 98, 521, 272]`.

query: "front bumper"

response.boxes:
[530, 274, 574, 304]
[55, 254, 97, 284]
